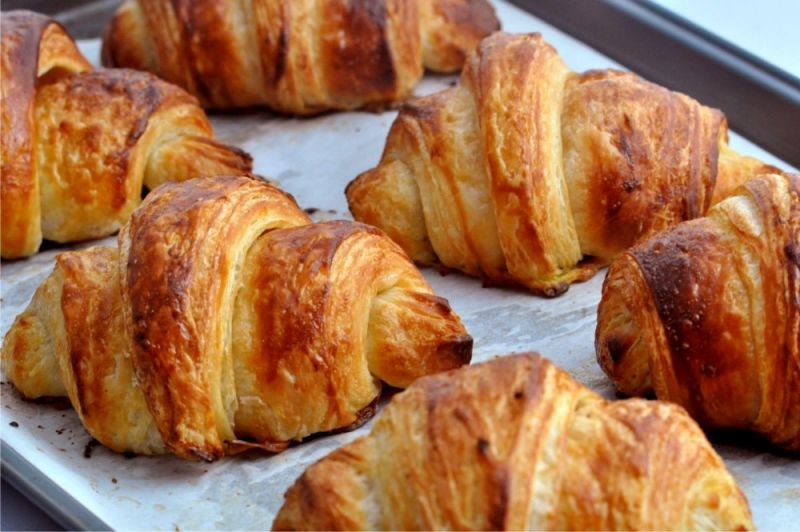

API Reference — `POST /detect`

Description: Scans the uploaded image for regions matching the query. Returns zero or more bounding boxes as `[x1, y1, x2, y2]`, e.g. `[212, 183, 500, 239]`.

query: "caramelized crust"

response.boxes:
[273, 353, 753, 530]
[0, 10, 252, 259]
[419, 0, 501, 72]
[120, 175, 312, 459]
[232, 221, 471, 443]
[562, 69, 723, 260]
[1, 11, 91, 259]
[347, 32, 772, 295]
[2, 175, 471, 460]
[597, 173, 800, 450]
[2, 245, 167, 453]
[101, 0, 500, 113]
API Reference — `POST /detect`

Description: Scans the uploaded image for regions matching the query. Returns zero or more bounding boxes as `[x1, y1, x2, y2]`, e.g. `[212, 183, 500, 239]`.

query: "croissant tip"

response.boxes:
[537, 283, 570, 298]
[437, 333, 474, 366]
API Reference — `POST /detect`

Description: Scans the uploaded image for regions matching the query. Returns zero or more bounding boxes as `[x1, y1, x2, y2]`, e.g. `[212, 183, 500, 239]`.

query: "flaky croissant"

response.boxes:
[347, 32, 776, 296]
[1, 175, 472, 461]
[274, 352, 753, 531]
[1, 11, 252, 259]
[101, 0, 500, 114]
[597, 172, 799, 451]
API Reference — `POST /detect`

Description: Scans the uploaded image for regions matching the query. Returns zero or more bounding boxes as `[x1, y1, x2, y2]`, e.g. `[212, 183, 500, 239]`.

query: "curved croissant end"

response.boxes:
[418, 0, 502, 73]
[347, 32, 775, 296]
[0, 11, 253, 259]
[2, 175, 471, 460]
[273, 352, 753, 531]
[2, 245, 170, 454]
[101, 0, 500, 113]
[232, 220, 473, 445]
[597, 172, 800, 451]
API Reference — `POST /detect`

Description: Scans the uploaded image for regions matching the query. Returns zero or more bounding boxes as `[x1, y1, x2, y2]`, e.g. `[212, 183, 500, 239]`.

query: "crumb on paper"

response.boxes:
[84, 438, 99, 459]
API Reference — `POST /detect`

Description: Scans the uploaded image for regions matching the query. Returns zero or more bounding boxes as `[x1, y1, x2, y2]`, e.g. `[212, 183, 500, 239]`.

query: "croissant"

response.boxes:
[347, 32, 777, 296]
[101, 0, 500, 114]
[274, 352, 752, 530]
[1, 11, 252, 259]
[1, 175, 472, 461]
[596, 172, 799, 451]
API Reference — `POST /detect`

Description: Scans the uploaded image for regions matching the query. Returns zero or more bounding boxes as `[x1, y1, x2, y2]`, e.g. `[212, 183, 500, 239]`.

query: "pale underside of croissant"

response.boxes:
[273, 352, 753, 531]
[0, 11, 252, 259]
[597, 172, 800, 451]
[1, 175, 472, 461]
[101, 0, 500, 114]
[347, 32, 777, 296]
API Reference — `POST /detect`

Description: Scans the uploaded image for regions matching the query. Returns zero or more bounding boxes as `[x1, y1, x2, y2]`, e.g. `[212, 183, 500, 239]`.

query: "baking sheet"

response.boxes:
[1, 1, 798, 529]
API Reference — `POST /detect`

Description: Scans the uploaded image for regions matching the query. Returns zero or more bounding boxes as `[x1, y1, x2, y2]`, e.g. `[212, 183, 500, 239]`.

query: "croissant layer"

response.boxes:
[273, 352, 753, 531]
[1, 11, 91, 258]
[347, 32, 776, 295]
[2, 175, 471, 460]
[101, 0, 500, 113]
[1, 11, 252, 259]
[597, 172, 800, 450]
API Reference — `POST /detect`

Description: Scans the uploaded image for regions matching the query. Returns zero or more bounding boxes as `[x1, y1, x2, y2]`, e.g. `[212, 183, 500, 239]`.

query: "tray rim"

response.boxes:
[507, 0, 800, 168]
[1, 441, 110, 530]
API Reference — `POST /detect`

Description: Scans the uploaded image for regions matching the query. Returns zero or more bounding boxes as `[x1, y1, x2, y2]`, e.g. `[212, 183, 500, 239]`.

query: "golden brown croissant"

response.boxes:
[101, 0, 500, 114]
[347, 32, 777, 296]
[273, 352, 753, 531]
[1, 10, 252, 259]
[597, 172, 799, 451]
[1, 175, 472, 461]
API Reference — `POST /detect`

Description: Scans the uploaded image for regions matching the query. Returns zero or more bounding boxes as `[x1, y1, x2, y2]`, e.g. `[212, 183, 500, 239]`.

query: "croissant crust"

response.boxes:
[597, 172, 800, 451]
[101, 0, 500, 113]
[1, 10, 252, 258]
[2, 175, 472, 460]
[274, 352, 753, 531]
[347, 32, 775, 295]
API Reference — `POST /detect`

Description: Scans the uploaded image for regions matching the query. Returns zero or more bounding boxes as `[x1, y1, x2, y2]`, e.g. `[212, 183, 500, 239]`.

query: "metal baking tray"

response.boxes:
[1, 2, 798, 529]
[507, 0, 800, 168]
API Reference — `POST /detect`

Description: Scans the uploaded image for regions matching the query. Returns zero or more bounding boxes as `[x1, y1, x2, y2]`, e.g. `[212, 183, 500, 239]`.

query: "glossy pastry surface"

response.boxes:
[347, 32, 777, 295]
[2, 175, 472, 460]
[1, 10, 252, 259]
[597, 172, 799, 451]
[274, 352, 753, 531]
[102, 0, 500, 113]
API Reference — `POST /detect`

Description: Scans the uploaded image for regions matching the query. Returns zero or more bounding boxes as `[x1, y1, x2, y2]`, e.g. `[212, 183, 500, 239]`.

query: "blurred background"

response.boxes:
[3, 0, 797, 77]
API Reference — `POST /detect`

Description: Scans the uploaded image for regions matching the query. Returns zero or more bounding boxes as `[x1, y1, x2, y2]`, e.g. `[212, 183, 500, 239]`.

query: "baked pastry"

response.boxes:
[273, 352, 753, 531]
[101, 0, 500, 114]
[347, 32, 776, 296]
[1, 175, 472, 460]
[597, 172, 799, 451]
[1, 10, 252, 259]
